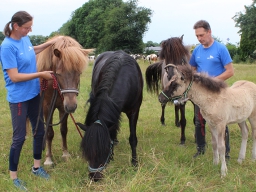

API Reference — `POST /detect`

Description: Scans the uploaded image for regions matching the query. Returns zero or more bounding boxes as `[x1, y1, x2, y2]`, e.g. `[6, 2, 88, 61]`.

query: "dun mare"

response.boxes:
[77, 50, 143, 181]
[145, 35, 191, 144]
[36, 35, 93, 165]
[159, 64, 256, 177]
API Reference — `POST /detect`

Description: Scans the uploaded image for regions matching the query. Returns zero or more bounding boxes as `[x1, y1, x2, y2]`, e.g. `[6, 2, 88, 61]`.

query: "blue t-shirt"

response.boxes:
[0, 36, 40, 103]
[189, 41, 232, 77]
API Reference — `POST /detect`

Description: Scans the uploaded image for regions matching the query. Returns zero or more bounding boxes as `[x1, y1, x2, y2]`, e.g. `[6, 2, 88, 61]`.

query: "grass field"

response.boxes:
[0, 60, 256, 191]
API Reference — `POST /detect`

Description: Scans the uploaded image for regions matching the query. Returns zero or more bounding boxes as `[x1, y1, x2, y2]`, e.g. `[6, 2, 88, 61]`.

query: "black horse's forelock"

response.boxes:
[81, 122, 110, 162]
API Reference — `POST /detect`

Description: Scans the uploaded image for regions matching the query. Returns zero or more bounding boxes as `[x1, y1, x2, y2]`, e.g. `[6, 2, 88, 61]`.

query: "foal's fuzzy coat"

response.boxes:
[159, 64, 256, 177]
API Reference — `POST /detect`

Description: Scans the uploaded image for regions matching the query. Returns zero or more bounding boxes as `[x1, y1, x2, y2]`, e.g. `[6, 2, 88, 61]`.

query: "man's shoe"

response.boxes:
[32, 167, 50, 179]
[13, 178, 27, 191]
[193, 146, 205, 158]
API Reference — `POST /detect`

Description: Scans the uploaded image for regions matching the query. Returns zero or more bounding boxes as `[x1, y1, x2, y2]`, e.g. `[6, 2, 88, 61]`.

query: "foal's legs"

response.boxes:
[217, 127, 227, 177]
[237, 121, 249, 164]
[210, 127, 219, 165]
[248, 117, 256, 160]
[210, 125, 227, 177]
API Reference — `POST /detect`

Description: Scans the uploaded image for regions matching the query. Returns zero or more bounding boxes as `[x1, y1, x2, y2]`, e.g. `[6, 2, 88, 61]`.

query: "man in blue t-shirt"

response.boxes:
[189, 20, 234, 158]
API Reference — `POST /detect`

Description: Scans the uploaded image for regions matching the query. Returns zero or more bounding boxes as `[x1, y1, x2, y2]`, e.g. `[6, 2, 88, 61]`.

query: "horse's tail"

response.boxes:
[81, 122, 110, 164]
[145, 61, 163, 94]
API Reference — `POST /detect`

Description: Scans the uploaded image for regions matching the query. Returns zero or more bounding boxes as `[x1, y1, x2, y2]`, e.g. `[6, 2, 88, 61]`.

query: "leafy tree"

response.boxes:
[145, 41, 159, 47]
[0, 32, 5, 44]
[29, 35, 47, 46]
[226, 42, 238, 60]
[60, 0, 152, 54]
[212, 35, 222, 43]
[233, 0, 256, 61]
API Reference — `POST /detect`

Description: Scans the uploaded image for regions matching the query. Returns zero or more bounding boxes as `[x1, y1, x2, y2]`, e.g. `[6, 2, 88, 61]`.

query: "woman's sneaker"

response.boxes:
[32, 167, 50, 179]
[13, 178, 27, 191]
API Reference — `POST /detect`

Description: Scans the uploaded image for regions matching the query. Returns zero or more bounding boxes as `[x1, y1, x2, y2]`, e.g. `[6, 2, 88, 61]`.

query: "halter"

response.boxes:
[88, 120, 114, 173]
[161, 80, 193, 104]
[52, 74, 80, 96]
[161, 64, 193, 104]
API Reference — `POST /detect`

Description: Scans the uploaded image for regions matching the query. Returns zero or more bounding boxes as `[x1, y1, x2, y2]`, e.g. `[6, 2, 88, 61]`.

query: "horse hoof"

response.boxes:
[44, 159, 54, 166]
[131, 159, 138, 167]
[175, 122, 180, 127]
[62, 153, 71, 161]
[237, 158, 243, 164]
[89, 172, 103, 182]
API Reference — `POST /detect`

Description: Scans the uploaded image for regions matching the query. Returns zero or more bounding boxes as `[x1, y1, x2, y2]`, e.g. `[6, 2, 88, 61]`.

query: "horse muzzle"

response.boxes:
[63, 93, 78, 113]
[158, 93, 169, 104]
[89, 171, 104, 182]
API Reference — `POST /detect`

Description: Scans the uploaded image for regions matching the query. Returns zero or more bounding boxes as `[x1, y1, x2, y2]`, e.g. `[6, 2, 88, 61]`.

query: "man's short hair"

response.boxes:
[193, 20, 211, 31]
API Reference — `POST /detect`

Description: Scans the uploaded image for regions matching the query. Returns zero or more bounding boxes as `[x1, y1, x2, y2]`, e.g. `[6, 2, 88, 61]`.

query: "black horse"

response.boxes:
[145, 35, 192, 145]
[77, 50, 143, 181]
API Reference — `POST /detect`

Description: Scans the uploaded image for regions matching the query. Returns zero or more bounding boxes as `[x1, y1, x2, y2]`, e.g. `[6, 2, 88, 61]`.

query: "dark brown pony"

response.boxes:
[36, 35, 93, 165]
[145, 35, 192, 144]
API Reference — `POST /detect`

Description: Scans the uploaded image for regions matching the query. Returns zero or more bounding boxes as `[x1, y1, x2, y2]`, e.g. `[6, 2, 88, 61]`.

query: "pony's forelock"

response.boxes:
[37, 35, 91, 73]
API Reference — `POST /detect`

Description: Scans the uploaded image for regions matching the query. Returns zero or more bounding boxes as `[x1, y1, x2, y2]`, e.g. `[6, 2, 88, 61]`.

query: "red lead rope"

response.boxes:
[41, 75, 83, 138]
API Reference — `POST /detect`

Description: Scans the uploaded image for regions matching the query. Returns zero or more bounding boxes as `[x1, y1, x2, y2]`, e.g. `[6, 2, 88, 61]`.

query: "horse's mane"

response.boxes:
[159, 36, 191, 65]
[178, 65, 227, 93]
[37, 36, 90, 73]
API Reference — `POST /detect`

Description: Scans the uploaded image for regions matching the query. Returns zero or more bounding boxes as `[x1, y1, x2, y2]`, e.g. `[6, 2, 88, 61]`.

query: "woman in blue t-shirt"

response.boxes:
[0, 11, 62, 190]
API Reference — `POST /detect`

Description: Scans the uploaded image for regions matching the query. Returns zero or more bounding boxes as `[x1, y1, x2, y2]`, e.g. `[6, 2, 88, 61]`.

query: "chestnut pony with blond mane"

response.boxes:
[159, 64, 256, 177]
[36, 35, 93, 165]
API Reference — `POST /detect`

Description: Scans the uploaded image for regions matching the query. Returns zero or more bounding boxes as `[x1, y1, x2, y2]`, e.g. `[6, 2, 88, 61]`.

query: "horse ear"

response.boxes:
[175, 66, 185, 80]
[181, 73, 185, 80]
[54, 49, 61, 58]
[82, 48, 95, 56]
[180, 35, 184, 41]
[166, 75, 177, 87]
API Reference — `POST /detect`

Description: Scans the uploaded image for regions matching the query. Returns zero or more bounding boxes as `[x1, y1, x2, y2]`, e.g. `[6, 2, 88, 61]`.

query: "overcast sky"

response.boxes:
[0, 0, 253, 45]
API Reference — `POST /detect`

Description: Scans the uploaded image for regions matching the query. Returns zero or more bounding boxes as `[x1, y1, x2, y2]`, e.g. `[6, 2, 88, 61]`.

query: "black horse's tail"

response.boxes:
[145, 60, 163, 94]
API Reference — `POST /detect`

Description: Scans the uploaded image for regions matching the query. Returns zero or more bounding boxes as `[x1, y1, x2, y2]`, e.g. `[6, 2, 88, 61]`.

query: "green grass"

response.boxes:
[0, 61, 256, 191]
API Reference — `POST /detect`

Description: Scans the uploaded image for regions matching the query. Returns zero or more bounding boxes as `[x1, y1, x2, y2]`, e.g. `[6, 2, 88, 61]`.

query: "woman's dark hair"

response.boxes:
[193, 20, 211, 31]
[3, 11, 33, 37]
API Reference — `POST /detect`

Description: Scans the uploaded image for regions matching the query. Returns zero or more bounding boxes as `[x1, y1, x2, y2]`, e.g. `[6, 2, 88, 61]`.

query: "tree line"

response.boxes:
[1, 0, 255, 63]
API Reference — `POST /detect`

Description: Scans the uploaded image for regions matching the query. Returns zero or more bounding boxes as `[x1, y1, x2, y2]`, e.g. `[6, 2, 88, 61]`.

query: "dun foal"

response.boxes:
[159, 64, 256, 177]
